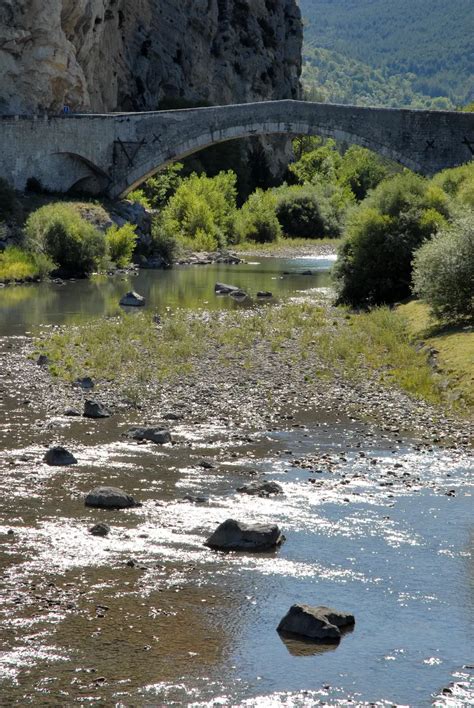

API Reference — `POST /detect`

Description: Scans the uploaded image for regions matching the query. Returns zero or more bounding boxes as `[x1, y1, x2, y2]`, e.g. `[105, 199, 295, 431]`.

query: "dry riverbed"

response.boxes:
[0, 276, 472, 705]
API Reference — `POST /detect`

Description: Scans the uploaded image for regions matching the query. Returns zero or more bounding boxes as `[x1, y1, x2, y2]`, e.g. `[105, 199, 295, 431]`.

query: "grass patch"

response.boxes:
[36, 299, 454, 413]
[0, 247, 53, 283]
[398, 300, 474, 409]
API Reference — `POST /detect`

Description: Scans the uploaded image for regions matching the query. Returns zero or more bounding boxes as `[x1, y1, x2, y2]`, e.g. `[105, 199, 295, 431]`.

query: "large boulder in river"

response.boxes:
[277, 604, 355, 641]
[120, 291, 145, 307]
[205, 519, 284, 551]
[83, 400, 111, 419]
[125, 427, 172, 444]
[85, 486, 139, 509]
[237, 480, 283, 497]
[44, 446, 77, 466]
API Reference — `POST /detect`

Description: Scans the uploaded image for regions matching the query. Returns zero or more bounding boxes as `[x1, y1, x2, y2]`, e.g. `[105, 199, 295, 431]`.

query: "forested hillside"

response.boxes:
[299, 0, 474, 107]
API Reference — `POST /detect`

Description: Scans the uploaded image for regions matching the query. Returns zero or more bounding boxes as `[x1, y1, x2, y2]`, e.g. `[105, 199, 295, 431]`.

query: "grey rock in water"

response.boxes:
[198, 458, 216, 469]
[64, 407, 81, 417]
[85, 486, 139, 509]
[257, 291, 273, 298]
[120, 291, 145, 307]
[205, 518, 284, 551]
[229, 289, 248, 299]
[277, 604, 355, 641]
[237, 480, 283, 497]
[73, 376, 94, 390]
[84, 400, 111, 419]
[89, 522, 111, 537]
[183, 494, 209, 504]
[215, 282, 240, 295]
[44, 446, 77, 466]
[125, 427, 172, 444]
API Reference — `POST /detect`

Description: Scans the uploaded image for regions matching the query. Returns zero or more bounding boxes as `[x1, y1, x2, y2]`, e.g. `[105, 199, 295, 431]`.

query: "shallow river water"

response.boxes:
[0, 257, 472, 707]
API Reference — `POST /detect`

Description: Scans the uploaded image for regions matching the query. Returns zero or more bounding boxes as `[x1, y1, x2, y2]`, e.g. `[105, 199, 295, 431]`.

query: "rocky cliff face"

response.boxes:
[0, 0, 302, 114]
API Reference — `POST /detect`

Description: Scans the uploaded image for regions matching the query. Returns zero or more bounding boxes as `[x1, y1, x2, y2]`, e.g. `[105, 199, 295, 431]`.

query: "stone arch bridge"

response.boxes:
[1, 100, 473, 198]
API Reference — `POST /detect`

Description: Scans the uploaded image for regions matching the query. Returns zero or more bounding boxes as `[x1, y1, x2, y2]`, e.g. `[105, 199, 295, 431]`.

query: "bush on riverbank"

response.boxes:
[432, 163, 474, 209]
[0, 246, 54, 282]
[274, 183, 349, 238]
[412, 214, 474, 323]
[128, 162, 184, 210]
[233, 189, 282, 243]
[25, 203, 106, 277]
[334, 173, 451, 307]
[160, 171, 237, 251]
[105, 223, 137, 268]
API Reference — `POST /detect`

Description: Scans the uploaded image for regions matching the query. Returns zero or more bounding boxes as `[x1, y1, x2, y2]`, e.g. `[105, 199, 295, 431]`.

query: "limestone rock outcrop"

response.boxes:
[0, 0, 302, 115]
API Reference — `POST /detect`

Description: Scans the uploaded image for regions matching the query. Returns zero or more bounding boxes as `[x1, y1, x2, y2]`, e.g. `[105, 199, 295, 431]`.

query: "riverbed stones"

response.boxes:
[85, 487, 139, 509]
[119, 291, 145, 307]
[237, 480, 283, 496]
[83, 400, 111, 419]
[205, 519, 284, 551]
[277, 605, 355, 641]
[43, 446, 77, 466]
[125, 427, 172, 444]
[89, 522, 111, 537]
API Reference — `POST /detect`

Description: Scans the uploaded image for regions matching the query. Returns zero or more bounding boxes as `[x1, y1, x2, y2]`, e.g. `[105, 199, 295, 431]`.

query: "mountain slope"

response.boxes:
[299, 0, 474, 105]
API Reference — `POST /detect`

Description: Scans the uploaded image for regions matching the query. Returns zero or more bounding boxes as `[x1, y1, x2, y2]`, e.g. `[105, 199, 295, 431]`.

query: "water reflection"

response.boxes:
[0, 257, 333, 336]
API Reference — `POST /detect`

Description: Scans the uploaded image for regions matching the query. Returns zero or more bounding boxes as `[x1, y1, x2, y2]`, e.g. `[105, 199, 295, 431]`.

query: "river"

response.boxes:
[0, 256, 472, 707]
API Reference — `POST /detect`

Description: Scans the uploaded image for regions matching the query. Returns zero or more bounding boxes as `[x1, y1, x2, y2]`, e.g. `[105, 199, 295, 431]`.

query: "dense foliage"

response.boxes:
[105, 223, 137, 268]
[0, 246, 53, 283]
[412, 215, 474, 322]
[160, 171, 237, 251]
[334, 173, 451, 307]
[299, 0, 473, 106]
[274, 184, 346, 238]
[234, 190, 281, 244]
[25, 204, 107, 277]
[302, 47, 454, 110]
[128, 163, 184, 210]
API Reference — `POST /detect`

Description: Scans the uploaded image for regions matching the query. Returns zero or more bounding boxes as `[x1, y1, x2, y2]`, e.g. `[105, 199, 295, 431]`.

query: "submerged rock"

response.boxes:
[277, 604, 355, 641]
[73, 376, 94, 390]
[198, 458, 216, 469]
[43, 446, 77, 466]
[120, 291, 145, 307]
[237, 480, 283, 497]
[85, 486, 139, 509]
[64, 407, 81, 417]
[89, 522, 111, 537]
[229, 289, 248, 299]
[125, 427, 172, 444]
[257, 291, 273, 298]
[205, 518, 284, 551]
[215, 282, 240, 295]
[83, 400, 111, 419]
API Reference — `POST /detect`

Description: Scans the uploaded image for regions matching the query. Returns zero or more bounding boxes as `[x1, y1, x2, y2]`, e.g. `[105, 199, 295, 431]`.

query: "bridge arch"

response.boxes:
[108, 101, 474, 198]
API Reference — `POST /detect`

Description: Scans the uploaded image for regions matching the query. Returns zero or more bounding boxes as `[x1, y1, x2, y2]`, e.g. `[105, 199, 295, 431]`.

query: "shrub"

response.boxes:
[431, 163, 474, 203]
[338, 145, 391, 201]
[334, 173, 451, 307]
[233, 190, 281, 244]
[105, 223, 137, 267]
[412, 215, 474, 322]
[25, 203, 106, 276]
[0, 246, 53, 282]
[149, 219, 179, 265]
[290, 138, 342, 184]
[160, 171, 237, 251]
[274, 183, 350, 238]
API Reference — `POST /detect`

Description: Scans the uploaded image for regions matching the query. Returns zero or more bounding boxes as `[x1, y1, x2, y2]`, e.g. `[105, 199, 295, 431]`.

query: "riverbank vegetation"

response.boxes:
[37, 298, 460, 413]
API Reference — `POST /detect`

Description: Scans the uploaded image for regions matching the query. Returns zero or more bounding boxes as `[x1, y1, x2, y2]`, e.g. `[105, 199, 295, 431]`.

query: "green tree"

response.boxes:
[161, 171, 237, 251]
[234, 190, 281, 244]
[339, 146, 391, 200]
[412, 215, 474, 322]
[334, 173, 451, 306]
